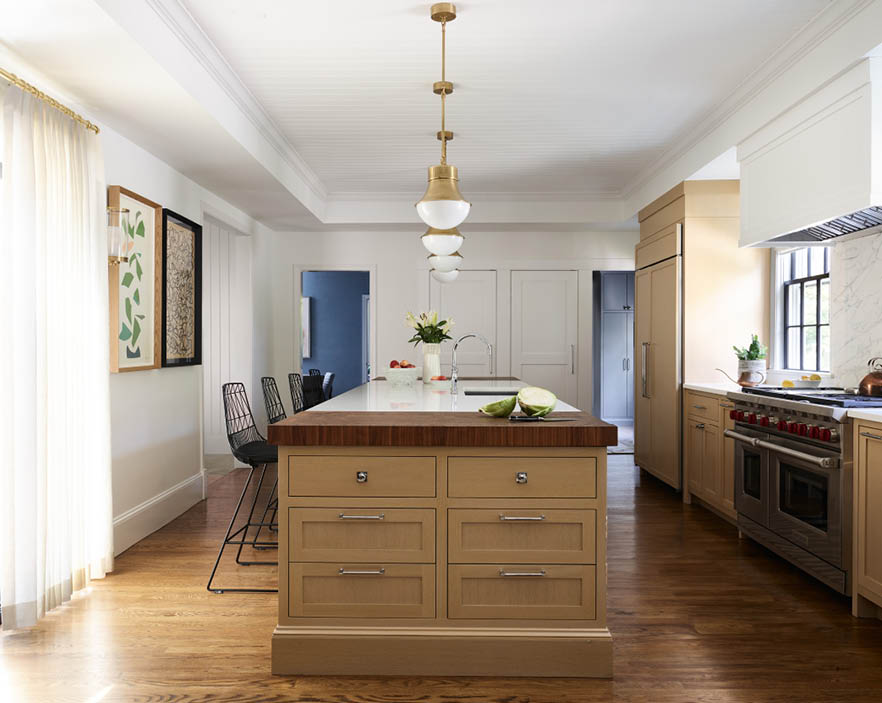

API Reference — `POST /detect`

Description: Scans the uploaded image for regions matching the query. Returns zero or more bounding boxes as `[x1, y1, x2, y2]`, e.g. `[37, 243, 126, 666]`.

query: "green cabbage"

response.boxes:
[516, 386, 557, 417]
[478, 395, 517, 418]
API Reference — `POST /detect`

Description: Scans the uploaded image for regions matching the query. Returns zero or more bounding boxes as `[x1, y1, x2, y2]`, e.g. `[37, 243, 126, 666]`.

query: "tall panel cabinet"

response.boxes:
[633, 181, 769, 492]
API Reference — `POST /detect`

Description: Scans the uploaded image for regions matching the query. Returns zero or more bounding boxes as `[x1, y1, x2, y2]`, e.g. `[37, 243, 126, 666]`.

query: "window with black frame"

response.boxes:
[780, 247, 830, 372]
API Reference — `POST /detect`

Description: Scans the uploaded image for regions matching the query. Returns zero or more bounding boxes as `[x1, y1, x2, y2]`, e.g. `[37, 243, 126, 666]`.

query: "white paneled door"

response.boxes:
[429, 270, 497, 377]
[511, 270, 578, 406]
[202, 217, 253, 455]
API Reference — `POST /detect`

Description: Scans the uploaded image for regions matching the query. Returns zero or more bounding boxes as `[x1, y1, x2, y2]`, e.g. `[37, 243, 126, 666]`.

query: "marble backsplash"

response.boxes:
[830, 231, 882, 386]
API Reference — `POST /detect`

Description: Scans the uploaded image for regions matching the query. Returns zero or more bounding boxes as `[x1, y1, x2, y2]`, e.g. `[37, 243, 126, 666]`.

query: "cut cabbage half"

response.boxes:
[478, 395, 517, 418]
[517, 386, 557, 417]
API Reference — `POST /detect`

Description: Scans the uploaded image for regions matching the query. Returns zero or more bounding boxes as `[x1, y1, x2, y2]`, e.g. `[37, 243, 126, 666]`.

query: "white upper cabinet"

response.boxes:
[738, 58, 882, 247]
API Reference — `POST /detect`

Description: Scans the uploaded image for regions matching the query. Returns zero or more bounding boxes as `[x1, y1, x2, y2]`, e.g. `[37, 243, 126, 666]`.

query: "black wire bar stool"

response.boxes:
[206, 382, 278, 594]
[252, 376, 289, 548]
[288, 372, 304, 413]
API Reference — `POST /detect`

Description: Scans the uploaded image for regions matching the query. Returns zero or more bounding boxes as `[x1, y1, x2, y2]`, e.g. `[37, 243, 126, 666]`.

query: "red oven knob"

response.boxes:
[777, 419, 788, 431]
[797, 423, 808, 436]
[788, 421, 799, 434]
[759, 416, 770, 427]
[736, 411, 745, 421]
[819, 428, 832, 442]
[808, 425, 820, 439]
[729, 409, 738, 420]
[748, 413, 757, 424]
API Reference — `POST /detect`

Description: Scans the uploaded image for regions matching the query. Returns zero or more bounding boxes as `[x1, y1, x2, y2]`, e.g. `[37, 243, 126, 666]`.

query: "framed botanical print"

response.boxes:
[161, 209, 202, 367]
[107, 186, 162, 372]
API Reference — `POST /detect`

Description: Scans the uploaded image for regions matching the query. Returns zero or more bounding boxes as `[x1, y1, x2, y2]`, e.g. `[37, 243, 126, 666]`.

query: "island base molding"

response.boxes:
[271, 625, 613, 678]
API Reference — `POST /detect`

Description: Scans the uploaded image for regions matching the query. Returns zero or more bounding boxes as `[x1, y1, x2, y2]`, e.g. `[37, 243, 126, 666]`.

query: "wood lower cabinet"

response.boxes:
[854, 421, 882, 618]
[683, 390, 736, 521]
[274, 446, 611, 678]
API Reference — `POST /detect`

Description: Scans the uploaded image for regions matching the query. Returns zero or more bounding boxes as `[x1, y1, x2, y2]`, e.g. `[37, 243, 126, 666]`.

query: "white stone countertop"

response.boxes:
[683, 382, 741, 396]
[847, 408, 882, 423]
[310, 379, 579, 414]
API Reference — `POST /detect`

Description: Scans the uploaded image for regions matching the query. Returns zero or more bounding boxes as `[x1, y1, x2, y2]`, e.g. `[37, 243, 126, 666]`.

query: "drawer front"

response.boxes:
[289, 563, 435, 618]
[288, 455, 436, 497]
[448, 564, 596, 620]
[289, 508, 435, 563]
[448, 509, 596, 564]
[448, 457, 596, 498]
[684, 391, 719, 422]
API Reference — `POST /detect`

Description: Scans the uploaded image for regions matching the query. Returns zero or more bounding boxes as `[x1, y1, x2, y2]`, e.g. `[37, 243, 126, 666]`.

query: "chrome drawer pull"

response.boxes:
[693, 404, 707, 410]
[355, 471, 368, 483]
[499, 569, 547, 577]
[515, 471, 528, 484]
[696, 423, 705, 430]
[338, 513, 385, 520]
[338, 567, 385, 576]
[720, 403, 735, 409]
[498, 514, 546, 521]
[861, 431, 882, 441]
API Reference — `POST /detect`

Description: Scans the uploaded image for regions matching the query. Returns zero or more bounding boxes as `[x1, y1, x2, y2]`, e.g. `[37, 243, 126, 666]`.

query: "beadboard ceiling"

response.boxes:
[2, 0, 860, 230]
[179, 0, 830, 197]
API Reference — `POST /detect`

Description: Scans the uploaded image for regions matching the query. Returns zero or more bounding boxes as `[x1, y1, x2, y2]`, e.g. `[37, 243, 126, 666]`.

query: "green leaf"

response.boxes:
[135, 257, 143, 281]
[121, 272, 134, 287]
[125, 297, 132, 324]
[135, 314, 145, 320]
[133, 288, 140, 305]
[132, 318, 142, 346]
[119, 323, 132, 341]
[136, 220, 145, 237]
[127, 222, 135, 239]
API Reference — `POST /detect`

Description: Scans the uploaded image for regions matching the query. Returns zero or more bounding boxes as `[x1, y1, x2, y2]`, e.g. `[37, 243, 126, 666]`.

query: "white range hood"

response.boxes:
[738, 58, 882, 247]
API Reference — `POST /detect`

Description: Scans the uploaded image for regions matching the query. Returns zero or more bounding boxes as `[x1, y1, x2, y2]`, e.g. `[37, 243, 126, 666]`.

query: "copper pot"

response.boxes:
[859, 357, 882, 397]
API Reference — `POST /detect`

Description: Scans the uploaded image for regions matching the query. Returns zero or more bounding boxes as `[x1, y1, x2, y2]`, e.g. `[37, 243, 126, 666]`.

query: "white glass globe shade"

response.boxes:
[416, 199, 470, 230]
[427, 253, 462, 273]
[431, 268, 459, 283]
[421, 230, 464, 256]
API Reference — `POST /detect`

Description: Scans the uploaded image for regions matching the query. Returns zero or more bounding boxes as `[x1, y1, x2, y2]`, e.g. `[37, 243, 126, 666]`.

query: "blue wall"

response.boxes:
[302, 271, 370, 396]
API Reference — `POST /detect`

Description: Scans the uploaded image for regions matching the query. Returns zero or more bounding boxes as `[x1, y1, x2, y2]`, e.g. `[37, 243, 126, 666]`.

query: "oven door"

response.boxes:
[728, 426, 769, 527]
[767, 439, 842, 568]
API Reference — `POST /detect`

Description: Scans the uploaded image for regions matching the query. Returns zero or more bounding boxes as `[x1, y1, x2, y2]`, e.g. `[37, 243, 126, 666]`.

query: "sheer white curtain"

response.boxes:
[0, 84, 113, 629]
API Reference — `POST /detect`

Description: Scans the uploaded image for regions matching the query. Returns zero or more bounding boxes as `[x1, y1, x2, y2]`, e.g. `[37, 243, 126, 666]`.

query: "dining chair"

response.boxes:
[288, 372, 304, 413]
[302, 373, 325, 409]
[322, 371, 336, 400]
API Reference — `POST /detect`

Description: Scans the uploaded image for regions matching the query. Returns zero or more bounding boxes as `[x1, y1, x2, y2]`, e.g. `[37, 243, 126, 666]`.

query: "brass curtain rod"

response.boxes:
[0, 67, 100, 134]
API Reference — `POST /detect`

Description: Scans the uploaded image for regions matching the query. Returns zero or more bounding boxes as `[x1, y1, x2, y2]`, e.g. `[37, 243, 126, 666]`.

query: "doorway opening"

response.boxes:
[300, 270, 370, 397]
[592, 271, 634, 454]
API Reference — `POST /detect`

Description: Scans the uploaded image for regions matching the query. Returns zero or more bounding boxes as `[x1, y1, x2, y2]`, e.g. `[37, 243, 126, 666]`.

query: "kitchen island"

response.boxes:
[267, 379, 616, 678]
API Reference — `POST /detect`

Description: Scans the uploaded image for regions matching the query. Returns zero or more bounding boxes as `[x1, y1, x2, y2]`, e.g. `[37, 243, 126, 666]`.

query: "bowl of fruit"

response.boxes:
[787, 374, 823, 389]
[385, 359, 419, 387]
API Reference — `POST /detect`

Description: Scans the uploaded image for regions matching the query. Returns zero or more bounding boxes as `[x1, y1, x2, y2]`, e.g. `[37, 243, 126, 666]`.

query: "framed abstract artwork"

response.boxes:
[301, 297, 311, 359]
[161, 209, 202, 367]
[107, 186, 162, 372]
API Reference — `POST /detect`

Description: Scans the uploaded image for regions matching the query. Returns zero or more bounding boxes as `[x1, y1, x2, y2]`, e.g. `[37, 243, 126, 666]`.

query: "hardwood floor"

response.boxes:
[2, 455, 881, 702]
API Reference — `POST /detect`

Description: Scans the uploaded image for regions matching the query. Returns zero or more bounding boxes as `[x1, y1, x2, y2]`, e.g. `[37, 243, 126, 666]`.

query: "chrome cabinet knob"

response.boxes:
[356, 471, 368, 483]
[515, 471, 528, 484]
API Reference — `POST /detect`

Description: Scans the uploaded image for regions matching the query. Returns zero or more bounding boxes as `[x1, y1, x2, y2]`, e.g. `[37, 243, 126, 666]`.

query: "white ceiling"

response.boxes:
[0, 0, 853, 230]
[181, 0, 830, 197]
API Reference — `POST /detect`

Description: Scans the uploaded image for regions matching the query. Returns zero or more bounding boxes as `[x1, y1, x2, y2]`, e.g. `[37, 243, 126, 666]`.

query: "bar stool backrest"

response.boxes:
[288, 372, 304, 413]
[322, 371, 335, 400]
[222, 383, 265, 463]
[308, 368, 322, 376]
[302, 374, 325, 409]
[261, 376, 287, 424]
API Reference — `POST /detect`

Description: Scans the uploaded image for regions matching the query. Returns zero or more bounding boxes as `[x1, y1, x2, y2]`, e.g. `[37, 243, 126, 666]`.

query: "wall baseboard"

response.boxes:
[113, 472, 205, 556]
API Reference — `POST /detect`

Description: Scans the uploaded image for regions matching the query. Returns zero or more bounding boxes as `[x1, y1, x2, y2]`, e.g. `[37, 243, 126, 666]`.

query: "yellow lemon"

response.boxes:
[782, 380, 795, 388]
[810, 374, 822, 381]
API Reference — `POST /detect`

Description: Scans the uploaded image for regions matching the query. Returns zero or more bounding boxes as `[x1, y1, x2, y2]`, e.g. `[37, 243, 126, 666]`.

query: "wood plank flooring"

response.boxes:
[2, 455, 881, 702]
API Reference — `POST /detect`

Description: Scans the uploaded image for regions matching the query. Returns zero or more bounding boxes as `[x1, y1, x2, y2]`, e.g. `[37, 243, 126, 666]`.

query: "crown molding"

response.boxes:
[621, 0, 878, 213]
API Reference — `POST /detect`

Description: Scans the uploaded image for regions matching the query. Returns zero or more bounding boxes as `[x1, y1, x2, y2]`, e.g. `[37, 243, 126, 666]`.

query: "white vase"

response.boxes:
[422, 342, 441, 384]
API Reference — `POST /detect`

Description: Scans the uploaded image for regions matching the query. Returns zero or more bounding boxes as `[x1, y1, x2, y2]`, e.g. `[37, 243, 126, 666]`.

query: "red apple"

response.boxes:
[389, 360, 400, 368]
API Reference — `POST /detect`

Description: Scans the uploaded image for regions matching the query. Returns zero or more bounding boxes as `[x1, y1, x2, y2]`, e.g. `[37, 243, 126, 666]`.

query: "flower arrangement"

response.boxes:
[405, 310, 454, 346]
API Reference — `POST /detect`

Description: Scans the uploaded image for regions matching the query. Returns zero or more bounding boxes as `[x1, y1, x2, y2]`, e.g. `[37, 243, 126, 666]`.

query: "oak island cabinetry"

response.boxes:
[267, 398, 617, 678]
[853, 419, 882, 618]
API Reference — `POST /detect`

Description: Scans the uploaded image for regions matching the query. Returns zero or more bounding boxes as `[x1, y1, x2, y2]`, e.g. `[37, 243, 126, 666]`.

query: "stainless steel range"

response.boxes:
[725, 387, 882, 594]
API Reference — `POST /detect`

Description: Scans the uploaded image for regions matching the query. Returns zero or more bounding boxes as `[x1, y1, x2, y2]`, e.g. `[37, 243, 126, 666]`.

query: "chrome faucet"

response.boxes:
[451, 333, 493, 395]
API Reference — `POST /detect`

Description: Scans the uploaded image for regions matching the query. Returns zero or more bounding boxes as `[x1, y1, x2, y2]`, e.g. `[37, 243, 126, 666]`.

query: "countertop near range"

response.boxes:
[683, 382, 741, 396]
[848, 408, 882, 422]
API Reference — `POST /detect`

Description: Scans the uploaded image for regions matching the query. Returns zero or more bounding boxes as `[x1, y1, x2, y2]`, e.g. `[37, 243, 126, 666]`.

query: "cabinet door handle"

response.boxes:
[693, 404, 707, 410]
[515, 471, 528, 484]
[338, 513, 385, 520]
[720, 403, 735, 409]
[338, 567, 385, 576]
[499, 569, 547, 577]
[696, 423, 705, 430]
[860, 431, 882, 441]
[571, 344, 575, 374]
[355, 471, 368, 483]
[641, 342, 650, 398]
[623, 305, 632, 310]
[498, 514, 546, 521]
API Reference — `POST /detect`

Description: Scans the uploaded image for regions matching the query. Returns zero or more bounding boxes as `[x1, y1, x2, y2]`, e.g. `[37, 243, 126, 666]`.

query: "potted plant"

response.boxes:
[730, 334, 767, 386]
[406, 311, 453, 384]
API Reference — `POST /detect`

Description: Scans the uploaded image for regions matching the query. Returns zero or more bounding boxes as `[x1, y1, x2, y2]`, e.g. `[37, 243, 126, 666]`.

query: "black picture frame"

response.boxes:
[161, 209, 202, 367]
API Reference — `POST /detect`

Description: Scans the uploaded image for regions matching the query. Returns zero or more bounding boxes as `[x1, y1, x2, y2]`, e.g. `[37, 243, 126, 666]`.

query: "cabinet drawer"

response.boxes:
[288, 455, 436, 497]
[289, 563, 435, 618]
[448, 457, 596, 498]
[289, 508, 435, 563]
[684, 391, 719, 421]
[448, 564, 596, 620]
[448, 509, 595, 564]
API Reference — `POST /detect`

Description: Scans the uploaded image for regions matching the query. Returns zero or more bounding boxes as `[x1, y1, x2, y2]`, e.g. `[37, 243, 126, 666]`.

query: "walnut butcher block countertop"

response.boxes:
[267, 410, 616, 447]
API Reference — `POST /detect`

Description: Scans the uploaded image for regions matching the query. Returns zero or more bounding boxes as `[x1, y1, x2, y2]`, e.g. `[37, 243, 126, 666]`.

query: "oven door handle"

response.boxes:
[724, 429, 761, 446]
[754, 438, 839, 469]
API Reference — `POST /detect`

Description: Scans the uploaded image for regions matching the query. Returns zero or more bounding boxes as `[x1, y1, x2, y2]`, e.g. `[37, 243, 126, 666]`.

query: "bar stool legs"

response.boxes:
[207, 464, 279, 594]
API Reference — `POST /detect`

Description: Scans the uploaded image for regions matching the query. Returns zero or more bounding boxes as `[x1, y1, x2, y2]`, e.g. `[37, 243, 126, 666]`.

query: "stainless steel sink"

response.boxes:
[463, 388, 520, 396]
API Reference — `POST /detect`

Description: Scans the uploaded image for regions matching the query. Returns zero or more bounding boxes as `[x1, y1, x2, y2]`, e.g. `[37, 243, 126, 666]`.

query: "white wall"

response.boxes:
[100, 126, 272, 554]
[263, 228, 639, 411]
[830, 231, 882, 386]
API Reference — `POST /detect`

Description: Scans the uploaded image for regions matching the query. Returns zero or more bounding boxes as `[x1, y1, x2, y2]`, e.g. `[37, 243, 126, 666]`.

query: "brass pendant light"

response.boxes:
[418, 3, 470, 279]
